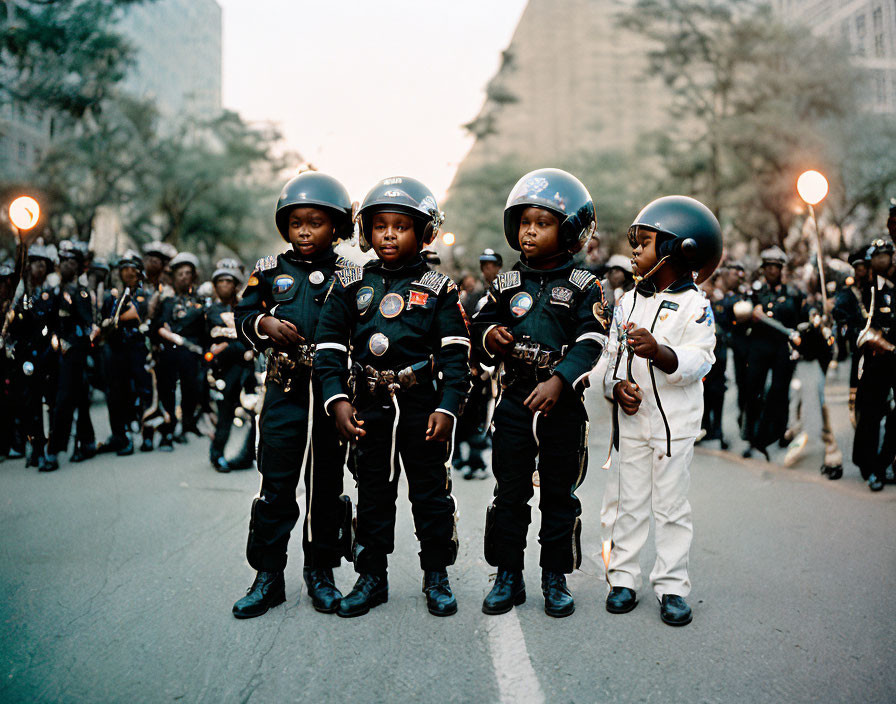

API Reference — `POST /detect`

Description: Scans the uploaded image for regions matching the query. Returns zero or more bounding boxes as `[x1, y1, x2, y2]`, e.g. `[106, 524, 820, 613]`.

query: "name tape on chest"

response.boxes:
[336, 266, 364, 288]
[496, 271, 521, 292]
[568, 269, 596, 291]
[412, 271, 449, 295]
[255, 255, 277, 272]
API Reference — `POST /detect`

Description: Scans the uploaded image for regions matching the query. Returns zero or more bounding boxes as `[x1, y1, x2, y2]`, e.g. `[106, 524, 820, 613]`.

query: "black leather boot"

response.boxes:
[541, 571, 575, 618]
[605, 586, 637, 614]
[868, 473, 884, 491]
[303, 567, 343, 614]
[70, 441, 96, 463]
[422, 571, 457, 617]
[210, 450, 230, 473]
[482, 569, 525, 615]
[660, 594, 692, 626]
[232, 571, 286, 619]
[337, 573, 388, 618]
[158, 434, 174, 452]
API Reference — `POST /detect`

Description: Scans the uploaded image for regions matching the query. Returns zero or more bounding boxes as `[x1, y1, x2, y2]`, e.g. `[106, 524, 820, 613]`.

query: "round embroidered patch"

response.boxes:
[309, 270, 324, 285]
[510, 291, 533, 318]
[356, 286, 375, 313]
[368, 332, 390, 356]
[379, 292, 405, 318]
[246, 276, 259, 287]
[272, 275, 295, 294]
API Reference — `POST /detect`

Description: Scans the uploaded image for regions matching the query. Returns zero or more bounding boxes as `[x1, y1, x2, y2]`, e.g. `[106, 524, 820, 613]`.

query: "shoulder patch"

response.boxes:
[496, 271, 521, 292]
[412, 271, 450, 295]
[255, 255, 278, 272]
[335, 256, 354, 269]
[336, 266, 364, 288]
[569, 269, 596, 290]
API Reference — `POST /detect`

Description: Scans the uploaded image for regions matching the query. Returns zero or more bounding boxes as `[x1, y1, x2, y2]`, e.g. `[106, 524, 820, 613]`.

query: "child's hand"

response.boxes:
[524, 375, 564, 415]
[485, 326, 514, 358]
[331, 400, 365, 442]
[426, 411, 453, 442]
[614, 380, 642, 415]
[258, 316, 304, 346]
[627, 327, 659, 360]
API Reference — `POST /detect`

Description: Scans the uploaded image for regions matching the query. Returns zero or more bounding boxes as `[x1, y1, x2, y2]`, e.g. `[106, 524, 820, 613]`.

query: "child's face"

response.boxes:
[517, 206, 561, 261]
[173, 265, 195, 293]
[371, 211, 419, 266]
[287, 206, 334, 257]
[630, 226, 659, 277]
[762, 262, 782, 286]
[120, 266, 139, 288]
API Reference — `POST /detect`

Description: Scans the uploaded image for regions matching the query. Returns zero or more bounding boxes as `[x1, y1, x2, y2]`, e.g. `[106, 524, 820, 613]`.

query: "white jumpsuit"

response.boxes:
[600, 283, 715, 599]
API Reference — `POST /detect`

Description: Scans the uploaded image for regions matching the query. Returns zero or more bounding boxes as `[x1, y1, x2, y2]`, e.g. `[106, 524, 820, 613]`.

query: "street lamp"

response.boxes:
[797, 170, 830, 312]
[8, 195, 41, 291]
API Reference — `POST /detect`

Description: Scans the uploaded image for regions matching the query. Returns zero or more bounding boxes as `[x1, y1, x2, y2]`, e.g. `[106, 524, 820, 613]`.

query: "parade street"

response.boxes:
[1, 366, 894, 704]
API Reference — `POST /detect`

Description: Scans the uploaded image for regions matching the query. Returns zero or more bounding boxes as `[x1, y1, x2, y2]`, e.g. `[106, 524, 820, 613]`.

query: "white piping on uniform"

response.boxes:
[324, 393, 348, 415]
[572, 369, 591, 389]
[575, 332, 608, 346]
[441, 336, 471, 349]
[482, 324, 498, 357]
[317, 342, 348, 352]
[301, 375, 314, 541]
[389, 391, 401, 483]
[253, 314, 270, 340]
[531, 410, 540, 450]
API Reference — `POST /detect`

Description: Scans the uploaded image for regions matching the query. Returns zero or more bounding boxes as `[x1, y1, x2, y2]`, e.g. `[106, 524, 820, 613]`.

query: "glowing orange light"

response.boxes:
[797, 171, 828, 206]
[9, 196, 40, 230]
[204, 352, 214, 362]
[441, 232, 456, 247]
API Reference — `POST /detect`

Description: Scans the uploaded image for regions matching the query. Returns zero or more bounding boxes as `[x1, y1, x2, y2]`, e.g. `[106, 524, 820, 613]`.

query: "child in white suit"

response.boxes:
[601, 196, 721, 627]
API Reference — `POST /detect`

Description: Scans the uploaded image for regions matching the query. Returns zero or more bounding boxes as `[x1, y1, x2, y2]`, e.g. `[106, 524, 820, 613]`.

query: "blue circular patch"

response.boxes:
[379, 292, 405, 319]
[510, 291, 533, 318]
[272, 275, 295, 294]
[356, 286, 374, 312]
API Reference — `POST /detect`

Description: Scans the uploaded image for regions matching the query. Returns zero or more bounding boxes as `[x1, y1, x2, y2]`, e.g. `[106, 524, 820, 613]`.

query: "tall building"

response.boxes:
[773, 0, 896, 114]
[452, 0, 667, 174]
[0, 0, 223, 180]
[117, 0, 222, 118]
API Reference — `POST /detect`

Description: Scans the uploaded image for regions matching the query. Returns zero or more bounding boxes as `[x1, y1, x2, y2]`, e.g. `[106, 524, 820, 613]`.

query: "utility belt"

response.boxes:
[352, 358, 433, 398]
[265, 345, 315, 392]
[504, 337, 566, 385]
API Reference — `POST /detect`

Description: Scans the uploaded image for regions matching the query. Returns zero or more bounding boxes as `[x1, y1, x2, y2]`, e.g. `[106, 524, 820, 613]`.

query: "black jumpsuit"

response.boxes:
[236, 248, 349, 571]
[315, 256, 471, 576]
[472, 259, 607, 573]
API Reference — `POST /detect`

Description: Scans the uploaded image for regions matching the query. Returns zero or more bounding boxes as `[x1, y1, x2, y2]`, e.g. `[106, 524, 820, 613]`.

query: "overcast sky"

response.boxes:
[217, 0, 528, 203]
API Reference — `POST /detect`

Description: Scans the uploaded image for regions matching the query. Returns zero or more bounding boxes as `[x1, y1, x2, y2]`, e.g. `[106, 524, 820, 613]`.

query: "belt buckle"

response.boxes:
[397, 366, 417, 390]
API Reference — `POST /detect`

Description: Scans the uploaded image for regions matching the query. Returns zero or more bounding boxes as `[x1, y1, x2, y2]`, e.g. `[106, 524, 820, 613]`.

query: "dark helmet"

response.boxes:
[58, 240, 86, 265]
[848, 245, 871, 267]
[867, 237, 894, 257]
[628, 196, 723, 284]
[504, 168, 596, 254]
[275, 172, 353, 242]
[356, 176, 444, 252]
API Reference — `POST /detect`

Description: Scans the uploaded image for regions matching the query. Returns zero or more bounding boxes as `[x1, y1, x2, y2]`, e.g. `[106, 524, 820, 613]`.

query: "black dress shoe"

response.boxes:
[606, 586, 637, 614]
[541, 571, 575, 617]
[116, 437, 134, 456]
[226, 453, 255, 470]
[210, 453, 230, 473]
[39, 453, 59, 472]
[660, 594, 692, 626]
[825, 464, 843, 480]
[303, 567, 343, 614]
[70, 442, 96, 463]
[422, 571, 457, 616]
[232, 571, 286, 619]
[158, 435, 174, 452]
[482, 569, 526, 615]
[139, 437, 154, 453]
[868, 473, 884, 492]
[337, 573, 388, 618]
[742, 447, 753, 459]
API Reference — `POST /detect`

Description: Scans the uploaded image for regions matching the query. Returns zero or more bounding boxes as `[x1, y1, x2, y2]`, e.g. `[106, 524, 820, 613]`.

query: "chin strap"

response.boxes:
[633, 256, 669, 296]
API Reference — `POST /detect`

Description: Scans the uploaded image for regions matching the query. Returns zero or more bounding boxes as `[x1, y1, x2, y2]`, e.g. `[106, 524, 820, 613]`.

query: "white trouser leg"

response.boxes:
[649, 436, 694, 599]
[603, 438, 654, 592]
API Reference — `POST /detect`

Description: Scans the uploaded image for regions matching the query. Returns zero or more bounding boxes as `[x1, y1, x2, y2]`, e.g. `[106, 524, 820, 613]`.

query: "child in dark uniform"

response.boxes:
[232, 171, 354, 619]
[472, 168, 606, 618]
[315, 176, 471, 618]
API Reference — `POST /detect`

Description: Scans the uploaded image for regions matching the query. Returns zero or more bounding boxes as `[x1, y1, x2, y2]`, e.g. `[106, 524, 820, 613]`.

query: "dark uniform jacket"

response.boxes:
[235, 247, 340, 357]
[471, 257, 608, 392]
[55, 281, 94, 348]
[101, 286, 151, 339]
[749, 281, 807, 340]
[154, 290, 207, 346]
[314, 255, 471, 417]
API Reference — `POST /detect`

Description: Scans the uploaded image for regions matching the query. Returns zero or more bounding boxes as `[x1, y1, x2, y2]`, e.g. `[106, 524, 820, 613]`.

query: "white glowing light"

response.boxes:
[797, 171, 828, 206]
[441, 232, 456, 246]
[9, 196, 40, 230]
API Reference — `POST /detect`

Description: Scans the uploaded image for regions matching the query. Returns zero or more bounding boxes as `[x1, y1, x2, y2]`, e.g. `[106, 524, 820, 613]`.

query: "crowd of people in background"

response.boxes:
[0, 202, 893, 494]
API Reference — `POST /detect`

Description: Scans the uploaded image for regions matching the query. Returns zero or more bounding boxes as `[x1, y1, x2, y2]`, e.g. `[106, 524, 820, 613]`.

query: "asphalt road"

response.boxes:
[1, 364, 894, 703]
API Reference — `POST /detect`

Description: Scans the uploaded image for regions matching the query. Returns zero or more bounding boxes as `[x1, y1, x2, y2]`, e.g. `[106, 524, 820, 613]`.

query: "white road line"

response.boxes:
[486, 611, 545, 704]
